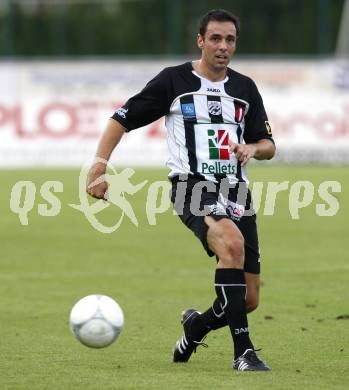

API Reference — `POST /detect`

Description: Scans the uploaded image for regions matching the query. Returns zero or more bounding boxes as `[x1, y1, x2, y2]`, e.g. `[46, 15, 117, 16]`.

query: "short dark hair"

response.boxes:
[199, 9, 240, 37]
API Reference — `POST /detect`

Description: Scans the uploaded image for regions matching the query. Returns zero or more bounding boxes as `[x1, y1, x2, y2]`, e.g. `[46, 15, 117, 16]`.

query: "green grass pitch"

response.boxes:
[0, 165, 348, 389]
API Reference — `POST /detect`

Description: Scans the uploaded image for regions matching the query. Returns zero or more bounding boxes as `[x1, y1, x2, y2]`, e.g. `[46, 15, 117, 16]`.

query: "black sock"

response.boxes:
[197, 298, 228, 330]
[215, 268, 253, 359]
[189, 298, 227, 343]
[189, 315, 211, 341]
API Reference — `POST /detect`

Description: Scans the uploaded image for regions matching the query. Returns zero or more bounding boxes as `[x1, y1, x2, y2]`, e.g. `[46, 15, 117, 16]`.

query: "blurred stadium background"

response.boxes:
[0, 0, 348, 167]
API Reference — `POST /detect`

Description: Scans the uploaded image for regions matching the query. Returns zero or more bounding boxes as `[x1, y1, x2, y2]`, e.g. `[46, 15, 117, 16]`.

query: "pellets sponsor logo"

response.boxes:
[201, 161, 236, 175]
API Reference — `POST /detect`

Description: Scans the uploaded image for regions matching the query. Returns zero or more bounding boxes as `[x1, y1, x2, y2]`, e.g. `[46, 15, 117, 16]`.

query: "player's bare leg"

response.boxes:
[245, 272, 260, 313]
[205, 216, 245, 269]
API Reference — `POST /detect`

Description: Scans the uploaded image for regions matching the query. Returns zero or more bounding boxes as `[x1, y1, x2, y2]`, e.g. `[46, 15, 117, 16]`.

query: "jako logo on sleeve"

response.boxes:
[115, 107, 128, 119]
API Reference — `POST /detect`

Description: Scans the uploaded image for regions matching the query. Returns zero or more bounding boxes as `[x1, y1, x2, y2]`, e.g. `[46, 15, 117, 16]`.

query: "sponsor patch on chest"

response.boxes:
[181, 103, 196, 118]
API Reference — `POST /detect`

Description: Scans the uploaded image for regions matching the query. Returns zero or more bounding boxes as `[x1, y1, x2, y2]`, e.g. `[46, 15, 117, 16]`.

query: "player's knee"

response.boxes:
[219, 235, 245, 267]
[227, 236, 244, 259]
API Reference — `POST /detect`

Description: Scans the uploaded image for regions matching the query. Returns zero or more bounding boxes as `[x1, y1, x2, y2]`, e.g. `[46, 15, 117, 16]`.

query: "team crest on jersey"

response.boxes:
[208, 101, 222, 116]
[234, 103, 246, 123]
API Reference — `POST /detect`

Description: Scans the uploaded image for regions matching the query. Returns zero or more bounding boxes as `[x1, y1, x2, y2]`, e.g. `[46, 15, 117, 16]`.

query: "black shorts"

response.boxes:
[170, 175, 261, 274]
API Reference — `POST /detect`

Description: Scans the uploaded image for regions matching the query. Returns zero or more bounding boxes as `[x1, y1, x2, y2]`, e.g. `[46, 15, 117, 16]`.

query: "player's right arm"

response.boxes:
[87, 118, 126, 200]
[87, 67, 172, 200]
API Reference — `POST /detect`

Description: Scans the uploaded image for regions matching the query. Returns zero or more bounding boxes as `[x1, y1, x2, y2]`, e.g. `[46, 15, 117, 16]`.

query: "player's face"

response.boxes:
[198, 21, 237, 71]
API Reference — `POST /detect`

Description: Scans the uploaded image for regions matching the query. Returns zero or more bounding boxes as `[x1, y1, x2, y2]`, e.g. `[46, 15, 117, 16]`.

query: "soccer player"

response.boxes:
[87, 9, 275, 371]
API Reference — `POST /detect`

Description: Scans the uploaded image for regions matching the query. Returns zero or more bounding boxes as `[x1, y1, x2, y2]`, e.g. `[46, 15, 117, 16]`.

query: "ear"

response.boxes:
[197, 33, 204, 49]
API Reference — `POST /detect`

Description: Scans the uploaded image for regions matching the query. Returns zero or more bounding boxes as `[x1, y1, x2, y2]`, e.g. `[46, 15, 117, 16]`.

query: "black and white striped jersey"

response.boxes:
[112, 61, 274, 183]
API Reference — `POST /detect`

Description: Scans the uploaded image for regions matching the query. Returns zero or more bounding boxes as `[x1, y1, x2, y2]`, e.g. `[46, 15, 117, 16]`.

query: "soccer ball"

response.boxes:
[69, 294, 124, 348]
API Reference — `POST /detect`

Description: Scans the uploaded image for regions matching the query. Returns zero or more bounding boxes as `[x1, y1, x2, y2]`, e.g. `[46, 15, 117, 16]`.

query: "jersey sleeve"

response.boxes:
[243, 80, 274, 144]
[111, 68, 173, 132]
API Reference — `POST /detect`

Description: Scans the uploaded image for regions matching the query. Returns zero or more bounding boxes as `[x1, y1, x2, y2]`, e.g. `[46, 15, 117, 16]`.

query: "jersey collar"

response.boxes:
[190, 61, 229, 84]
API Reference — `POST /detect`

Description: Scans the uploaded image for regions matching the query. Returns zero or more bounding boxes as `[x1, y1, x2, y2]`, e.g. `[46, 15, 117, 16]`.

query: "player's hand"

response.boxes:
[86, 163, 109, 200]
[229, 140, 257, 166]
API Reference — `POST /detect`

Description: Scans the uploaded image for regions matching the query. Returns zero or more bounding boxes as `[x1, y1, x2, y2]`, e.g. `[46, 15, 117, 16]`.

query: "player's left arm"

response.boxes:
[229, 138, 275, 166]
